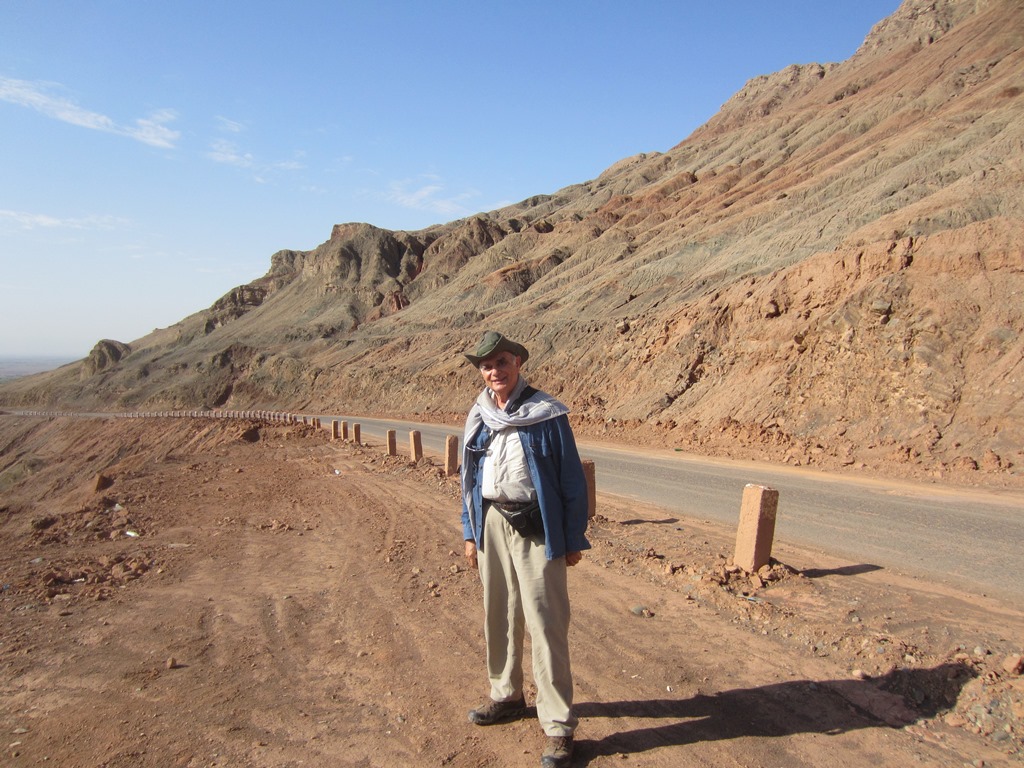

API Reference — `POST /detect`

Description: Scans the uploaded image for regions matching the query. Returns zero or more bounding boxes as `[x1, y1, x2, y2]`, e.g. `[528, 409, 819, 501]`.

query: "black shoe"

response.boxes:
[541, 735, 574, 768]
[467, 695, 527, 725]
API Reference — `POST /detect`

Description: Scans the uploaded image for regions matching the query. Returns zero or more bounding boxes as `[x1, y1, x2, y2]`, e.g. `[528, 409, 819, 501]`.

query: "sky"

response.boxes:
[0, 0, 902, 359]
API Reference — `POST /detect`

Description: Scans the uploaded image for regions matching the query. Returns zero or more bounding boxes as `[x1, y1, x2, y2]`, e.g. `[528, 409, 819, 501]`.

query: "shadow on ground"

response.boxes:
[619, 518, 680, 526]
[573, 663, 974, 763]
[801, 563, 884, 578]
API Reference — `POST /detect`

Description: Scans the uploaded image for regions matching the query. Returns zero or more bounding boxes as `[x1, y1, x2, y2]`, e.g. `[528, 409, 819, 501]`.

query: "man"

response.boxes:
[460, 330, 590, 768]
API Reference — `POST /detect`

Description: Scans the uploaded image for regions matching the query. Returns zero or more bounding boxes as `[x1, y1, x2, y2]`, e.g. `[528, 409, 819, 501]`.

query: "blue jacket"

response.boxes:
[462, 413, 591, 561]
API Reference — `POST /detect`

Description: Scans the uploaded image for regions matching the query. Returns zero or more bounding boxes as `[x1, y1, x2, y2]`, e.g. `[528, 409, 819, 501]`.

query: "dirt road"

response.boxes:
[1, 415, 1021, 766]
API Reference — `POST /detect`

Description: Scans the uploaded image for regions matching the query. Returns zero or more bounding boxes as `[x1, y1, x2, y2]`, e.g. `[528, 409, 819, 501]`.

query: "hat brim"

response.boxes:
[464, 336, 529, 367]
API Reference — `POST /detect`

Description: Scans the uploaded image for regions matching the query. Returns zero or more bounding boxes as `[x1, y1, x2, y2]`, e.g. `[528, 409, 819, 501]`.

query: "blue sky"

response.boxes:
[0, 0, 901, 359]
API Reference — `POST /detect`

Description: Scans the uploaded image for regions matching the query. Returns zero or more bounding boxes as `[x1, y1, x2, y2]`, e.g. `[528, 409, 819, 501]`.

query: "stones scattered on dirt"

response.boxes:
[28, 500, 147, 545]
[25, 552, 157, 603]
[29, 515, 58, 531]
[257, 519, 294, 532]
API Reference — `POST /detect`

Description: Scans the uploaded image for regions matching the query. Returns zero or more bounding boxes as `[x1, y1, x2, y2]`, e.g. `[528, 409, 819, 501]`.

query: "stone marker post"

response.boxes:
[352, 424, 361, 445]
[386, 430, 397, 456]
[733, 484, 779, 573]
[445, 435, 459, 476]
[581, 460, 596, 518]
[409, 430, 423, 462]
[332, 420, 340, 440]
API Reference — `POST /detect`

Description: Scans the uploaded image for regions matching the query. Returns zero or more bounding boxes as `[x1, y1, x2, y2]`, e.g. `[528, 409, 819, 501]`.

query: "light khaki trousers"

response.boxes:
[479, 505, 577, 737]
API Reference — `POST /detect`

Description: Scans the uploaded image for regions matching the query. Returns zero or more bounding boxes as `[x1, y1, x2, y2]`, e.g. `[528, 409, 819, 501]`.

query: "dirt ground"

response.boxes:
[1, 415, 1022, 768]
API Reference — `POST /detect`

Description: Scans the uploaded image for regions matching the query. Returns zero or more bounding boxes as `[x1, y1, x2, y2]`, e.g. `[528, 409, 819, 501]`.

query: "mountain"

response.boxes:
[4, 0, 1023, 481]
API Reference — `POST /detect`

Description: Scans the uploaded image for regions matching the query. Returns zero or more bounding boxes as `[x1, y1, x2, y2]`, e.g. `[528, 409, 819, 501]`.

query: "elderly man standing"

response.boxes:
[460, 330, 590, 768]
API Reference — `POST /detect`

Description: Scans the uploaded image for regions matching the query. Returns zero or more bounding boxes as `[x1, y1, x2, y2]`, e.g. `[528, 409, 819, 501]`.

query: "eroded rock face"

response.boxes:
[204, 286, 269, 334]
[82, 340, 131, 377]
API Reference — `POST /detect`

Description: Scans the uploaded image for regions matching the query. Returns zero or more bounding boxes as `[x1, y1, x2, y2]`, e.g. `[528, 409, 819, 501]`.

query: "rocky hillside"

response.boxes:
[4, 0, 1023, 482]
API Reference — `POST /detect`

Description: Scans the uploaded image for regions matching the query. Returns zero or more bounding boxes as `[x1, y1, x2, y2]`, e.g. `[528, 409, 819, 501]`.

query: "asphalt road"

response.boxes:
[327, 414, 1024, 607]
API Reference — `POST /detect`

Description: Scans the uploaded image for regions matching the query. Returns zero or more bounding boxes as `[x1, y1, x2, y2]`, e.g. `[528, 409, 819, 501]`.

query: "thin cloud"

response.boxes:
[215, 116, 245, 133]
[276, 149, 307, 171]
[0, 209, 129, 231]
[130, 108, 179, 148]
[387, 177, 478, 217]
[207, 138, 305, 178]
[0, 76, 180, 148]
[207, 138, 254, 168]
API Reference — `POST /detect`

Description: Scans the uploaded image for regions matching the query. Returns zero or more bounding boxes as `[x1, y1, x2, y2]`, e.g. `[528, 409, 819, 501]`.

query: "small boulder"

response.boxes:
[1002, 653, 1024, 675]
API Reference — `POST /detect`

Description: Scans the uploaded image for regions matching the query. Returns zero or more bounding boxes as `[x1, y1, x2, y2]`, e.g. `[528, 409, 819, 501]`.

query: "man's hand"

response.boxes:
[565, 551, 583, 567]
[465, 540, 478, 569]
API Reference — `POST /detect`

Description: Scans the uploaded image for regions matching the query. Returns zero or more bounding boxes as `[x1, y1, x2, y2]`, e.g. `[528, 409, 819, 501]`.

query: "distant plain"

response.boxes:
[0, 357, 76, 383]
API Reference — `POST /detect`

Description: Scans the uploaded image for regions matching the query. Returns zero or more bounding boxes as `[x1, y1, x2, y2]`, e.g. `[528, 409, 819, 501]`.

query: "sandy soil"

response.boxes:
[1, 415, 1022, 767]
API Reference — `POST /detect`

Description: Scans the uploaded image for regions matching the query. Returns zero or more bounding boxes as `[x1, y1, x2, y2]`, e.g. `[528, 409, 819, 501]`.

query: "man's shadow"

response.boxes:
[572, 663, 973, 763]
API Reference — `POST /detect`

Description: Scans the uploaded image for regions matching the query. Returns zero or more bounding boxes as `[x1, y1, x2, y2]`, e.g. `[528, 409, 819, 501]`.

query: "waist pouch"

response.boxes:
[493, 500, 544, 539]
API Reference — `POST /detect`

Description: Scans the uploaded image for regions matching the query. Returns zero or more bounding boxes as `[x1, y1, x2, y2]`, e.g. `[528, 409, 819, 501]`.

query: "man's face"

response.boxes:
[478, 351, 521, 403]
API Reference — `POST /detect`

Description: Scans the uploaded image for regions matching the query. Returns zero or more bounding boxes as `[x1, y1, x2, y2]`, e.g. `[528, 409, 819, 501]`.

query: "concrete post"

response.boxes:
[582, 459, 596, 518]
[409, 430, 423, 462]
[341, 421, 349, 441]
[332, 420, 340, 440]
[352, 424, 361, 445]
[386, 430, 397, 456]
[444, 434, 459, 476]
[733, 484, 779, 573]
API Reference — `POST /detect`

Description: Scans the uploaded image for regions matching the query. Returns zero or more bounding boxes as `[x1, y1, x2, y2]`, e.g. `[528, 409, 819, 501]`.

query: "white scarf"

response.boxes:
[461, 379, 569, 516]
[463, 378, 569, 446]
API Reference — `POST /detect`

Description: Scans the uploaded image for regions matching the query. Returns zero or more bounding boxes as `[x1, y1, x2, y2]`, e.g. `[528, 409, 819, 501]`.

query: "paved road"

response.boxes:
[327, 414, 1024, 607]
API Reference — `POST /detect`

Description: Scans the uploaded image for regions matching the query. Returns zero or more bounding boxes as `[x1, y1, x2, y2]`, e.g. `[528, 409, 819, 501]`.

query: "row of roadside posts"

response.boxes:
[328, 418, 780, 577]
[17, 409, 781, 577]
[328, 419, 598, 514]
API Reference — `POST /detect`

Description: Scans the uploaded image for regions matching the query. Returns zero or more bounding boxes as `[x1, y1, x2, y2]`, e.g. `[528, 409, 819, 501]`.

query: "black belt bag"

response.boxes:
[492, 499, 544, 539]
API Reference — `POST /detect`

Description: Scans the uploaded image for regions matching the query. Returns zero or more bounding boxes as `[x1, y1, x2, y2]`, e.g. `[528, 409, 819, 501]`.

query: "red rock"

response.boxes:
[1002, 653, 1024, 675]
